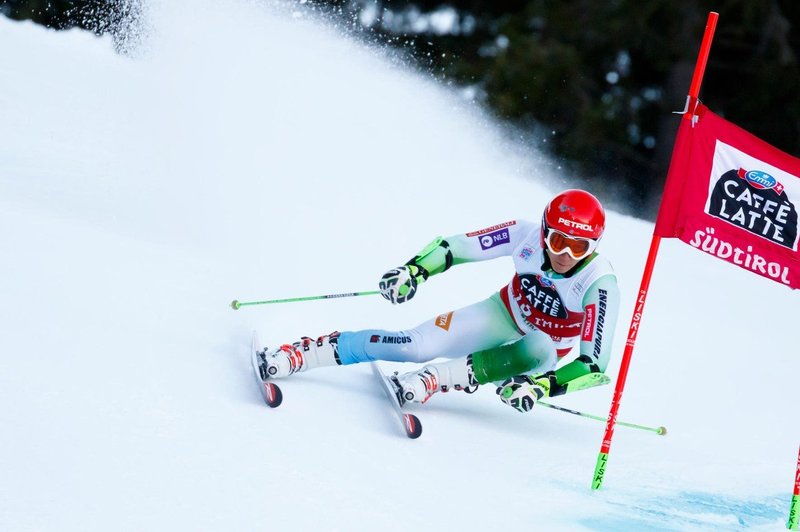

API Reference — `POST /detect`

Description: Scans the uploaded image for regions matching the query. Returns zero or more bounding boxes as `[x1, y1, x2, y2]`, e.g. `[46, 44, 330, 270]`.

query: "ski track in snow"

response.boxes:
[0, 1, 796, 530]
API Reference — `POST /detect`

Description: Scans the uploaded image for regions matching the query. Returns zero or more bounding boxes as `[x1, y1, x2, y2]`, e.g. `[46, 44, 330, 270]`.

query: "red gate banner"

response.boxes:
[655, 103, 800, 289]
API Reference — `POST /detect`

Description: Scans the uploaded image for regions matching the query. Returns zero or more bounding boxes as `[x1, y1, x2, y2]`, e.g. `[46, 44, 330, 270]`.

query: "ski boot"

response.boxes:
[393, 355, 478, 404]
[258, 332, 341, 379]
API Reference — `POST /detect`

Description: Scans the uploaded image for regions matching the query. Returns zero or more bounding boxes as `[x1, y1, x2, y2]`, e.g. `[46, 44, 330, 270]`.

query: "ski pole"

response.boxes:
[231, 290, 381, 310]
[539, 401, 667, 436]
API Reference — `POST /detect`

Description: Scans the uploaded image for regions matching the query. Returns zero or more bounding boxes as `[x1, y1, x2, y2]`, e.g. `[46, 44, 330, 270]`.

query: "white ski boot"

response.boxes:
[260, 332, 341, 379]
[394, 355, 478, 404]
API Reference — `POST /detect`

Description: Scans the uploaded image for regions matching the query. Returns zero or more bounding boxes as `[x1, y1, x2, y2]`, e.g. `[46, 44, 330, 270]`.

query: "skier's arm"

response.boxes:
[446, 220, 536, 264]
[411, 220, 535, 273]
[380, 220, 535, 304]
[532, 274, 620, 397]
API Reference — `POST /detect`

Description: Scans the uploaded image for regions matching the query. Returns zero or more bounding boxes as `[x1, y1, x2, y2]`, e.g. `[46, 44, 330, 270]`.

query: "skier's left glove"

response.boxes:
[379, 264, 429, 305]
[497, 375, 546, 413]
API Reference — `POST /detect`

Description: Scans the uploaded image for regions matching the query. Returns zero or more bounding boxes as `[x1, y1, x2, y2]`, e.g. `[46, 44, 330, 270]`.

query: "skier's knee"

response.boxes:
[470, 333, 556, 384]
[517, 333, 556, 373]
[503, 334, 555, 375]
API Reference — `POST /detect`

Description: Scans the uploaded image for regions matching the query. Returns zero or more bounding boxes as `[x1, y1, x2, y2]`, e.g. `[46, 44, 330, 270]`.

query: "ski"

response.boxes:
[370, 362, 422, 439]
[251, 332, 283, 408]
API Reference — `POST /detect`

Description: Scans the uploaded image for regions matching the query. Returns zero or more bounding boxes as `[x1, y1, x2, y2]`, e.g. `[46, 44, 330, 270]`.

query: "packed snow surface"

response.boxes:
[0, 2, 796, 530]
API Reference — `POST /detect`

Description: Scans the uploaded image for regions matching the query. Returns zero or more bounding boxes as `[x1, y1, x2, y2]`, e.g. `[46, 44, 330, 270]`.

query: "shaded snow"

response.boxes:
[0, 2, 796, 530]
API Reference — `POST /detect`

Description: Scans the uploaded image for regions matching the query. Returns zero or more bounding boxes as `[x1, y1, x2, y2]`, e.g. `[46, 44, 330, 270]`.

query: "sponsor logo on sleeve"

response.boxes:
[435, 311, 454, 331]
[592, 290, 608, 359]
[518, 245, 533, 261]
[582, 304, 596, 341]
[369, 335, 381, 343]
[465, 220, 517, 237]
[478, 228, 511, 250]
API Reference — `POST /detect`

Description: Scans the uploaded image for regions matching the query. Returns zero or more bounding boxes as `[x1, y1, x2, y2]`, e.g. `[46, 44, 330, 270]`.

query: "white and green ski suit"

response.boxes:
[335, 220, 620, 396]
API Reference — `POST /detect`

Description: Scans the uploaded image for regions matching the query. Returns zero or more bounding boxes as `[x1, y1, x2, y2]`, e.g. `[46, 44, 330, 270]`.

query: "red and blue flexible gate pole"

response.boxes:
[788, 445, 800, 529]
[591, 11, 719, 491]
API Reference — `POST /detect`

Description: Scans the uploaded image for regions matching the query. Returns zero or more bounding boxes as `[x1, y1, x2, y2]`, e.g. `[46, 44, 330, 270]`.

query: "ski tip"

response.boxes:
[403, 413, 422, 439]
[265, 382, 283, 408]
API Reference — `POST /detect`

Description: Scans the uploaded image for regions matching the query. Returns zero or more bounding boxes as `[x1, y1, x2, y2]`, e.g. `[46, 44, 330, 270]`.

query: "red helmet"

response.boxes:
[543, 189, 605, 240]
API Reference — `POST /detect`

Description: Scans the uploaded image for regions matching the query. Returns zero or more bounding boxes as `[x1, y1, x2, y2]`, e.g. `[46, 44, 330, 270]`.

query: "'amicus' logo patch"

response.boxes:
[370, 334, 413, 344]
[382, 335, 412, 344]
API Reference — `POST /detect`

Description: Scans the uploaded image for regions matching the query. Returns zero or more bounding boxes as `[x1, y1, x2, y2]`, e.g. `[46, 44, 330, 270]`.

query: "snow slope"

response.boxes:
[0, 2, 797, 530]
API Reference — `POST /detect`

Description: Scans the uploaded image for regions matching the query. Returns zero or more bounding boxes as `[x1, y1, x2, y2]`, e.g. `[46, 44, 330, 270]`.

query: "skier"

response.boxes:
[255, 189, 620, 413]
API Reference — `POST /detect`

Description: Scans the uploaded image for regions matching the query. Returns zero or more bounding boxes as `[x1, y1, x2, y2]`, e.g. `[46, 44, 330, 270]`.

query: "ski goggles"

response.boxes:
[544, 227, 598, 260]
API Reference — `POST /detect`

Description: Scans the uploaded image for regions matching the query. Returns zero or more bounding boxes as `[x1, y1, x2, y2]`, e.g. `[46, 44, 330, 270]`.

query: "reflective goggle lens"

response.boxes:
[545, 229, 595, 259]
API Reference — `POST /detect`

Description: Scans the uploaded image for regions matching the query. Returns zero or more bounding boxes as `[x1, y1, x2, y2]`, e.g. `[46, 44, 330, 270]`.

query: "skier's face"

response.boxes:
[546, 248, 579, 273]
